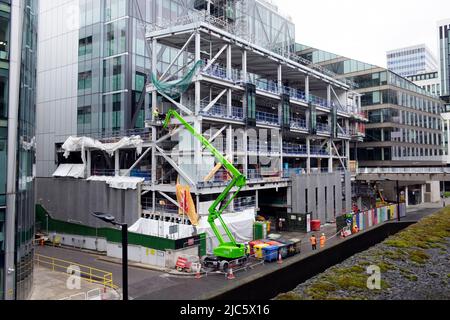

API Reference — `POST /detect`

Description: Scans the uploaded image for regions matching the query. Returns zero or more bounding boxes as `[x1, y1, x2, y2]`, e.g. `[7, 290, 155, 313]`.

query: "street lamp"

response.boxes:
[92, 212, 128, 301]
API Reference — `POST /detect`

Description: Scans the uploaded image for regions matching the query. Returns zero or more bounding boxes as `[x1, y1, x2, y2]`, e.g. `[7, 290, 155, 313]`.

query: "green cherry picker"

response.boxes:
[163, 109, 249, 271]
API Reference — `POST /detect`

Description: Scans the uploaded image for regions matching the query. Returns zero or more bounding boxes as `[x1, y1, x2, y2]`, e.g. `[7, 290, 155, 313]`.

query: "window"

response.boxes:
[78, 36, 93, 56]
[0, 3, 10, 60]
[77, 106, 92, 133]
[78, 71, 92, 90]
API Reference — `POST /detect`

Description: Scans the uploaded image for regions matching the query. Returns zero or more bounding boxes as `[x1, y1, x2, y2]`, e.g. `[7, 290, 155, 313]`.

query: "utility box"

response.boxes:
[276, 212, 311, 233]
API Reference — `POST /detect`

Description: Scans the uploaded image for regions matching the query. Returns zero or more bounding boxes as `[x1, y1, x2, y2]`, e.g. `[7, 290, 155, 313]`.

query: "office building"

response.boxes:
[407, 71, 440, 96]
[1, 0, 38, 300]
[297, 43, 444, 205]
[36, 0, 366, 235]
[387, 44, 438, 77]
[438, 19, 450, 100]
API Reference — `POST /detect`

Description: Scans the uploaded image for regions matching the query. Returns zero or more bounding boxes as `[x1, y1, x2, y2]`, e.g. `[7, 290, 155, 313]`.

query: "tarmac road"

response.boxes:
[35, 202, 445, 300]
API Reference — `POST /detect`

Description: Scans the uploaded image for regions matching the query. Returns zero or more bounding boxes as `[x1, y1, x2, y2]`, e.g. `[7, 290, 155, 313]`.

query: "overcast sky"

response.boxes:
[275, 0, 450, 67]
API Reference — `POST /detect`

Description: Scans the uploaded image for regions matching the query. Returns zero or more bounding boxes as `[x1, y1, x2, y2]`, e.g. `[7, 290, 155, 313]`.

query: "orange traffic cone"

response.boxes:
[195, 270, 202, 279]
[227, 268, 235, 280]
[277, 252, 283, 264]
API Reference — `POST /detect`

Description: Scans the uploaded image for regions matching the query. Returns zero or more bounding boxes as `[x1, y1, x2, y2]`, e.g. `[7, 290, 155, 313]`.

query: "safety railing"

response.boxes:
[201, 59, 242, 82]
[254, 79, 279, 95]
[247, 169, 263, 181]
[316, 123, 331, 133]
[291, 118, 308, 130]
[283, 86, 307, 103]
[310, 146, 329, 156]
[256, 111, 279, 126]
[35, 254, 116, 290]
[200, 102, 245, 121]
[200, 102, 227, 117]
[232, 107, 244, 120]
[309, 95, 330, 109]
[358, 167, 450, 174]
[83, 128, 151, 141]
[234, 196, 257, 212]
[283, 143, 308, 155]
[248, 143, 280, 154]
[202, 62, 232, 81]
[91, 169, 119, 177]
[283, 168, 306, 178]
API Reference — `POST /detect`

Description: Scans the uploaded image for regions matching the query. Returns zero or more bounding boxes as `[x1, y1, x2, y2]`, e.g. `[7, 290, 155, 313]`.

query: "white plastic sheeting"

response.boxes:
[196, 209, 256, 254]
[53, 164, 86, 179]
[61, 136, 144, 164]
[87, 176, 144, 190]
[128, 218, 196, 240]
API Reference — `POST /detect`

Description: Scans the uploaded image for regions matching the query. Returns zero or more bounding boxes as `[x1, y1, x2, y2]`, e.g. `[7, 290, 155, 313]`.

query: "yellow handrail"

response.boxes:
[34, 254, 117, 289]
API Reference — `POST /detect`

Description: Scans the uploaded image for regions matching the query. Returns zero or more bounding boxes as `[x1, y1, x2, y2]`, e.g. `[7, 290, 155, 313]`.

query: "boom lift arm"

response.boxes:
[163, 109, 247, 259]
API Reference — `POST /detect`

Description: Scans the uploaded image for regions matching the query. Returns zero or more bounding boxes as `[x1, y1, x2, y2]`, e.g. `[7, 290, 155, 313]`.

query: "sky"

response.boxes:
[275, 0, 450, 68]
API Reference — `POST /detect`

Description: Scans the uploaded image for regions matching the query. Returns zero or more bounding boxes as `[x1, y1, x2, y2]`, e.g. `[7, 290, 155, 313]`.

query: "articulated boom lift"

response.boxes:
[163, 110, 248, 268]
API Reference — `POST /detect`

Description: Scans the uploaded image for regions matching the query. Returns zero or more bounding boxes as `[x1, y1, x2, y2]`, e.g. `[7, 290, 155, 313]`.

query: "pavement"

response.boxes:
[32, 201, 447, 300]
[30, 266, 119, 300]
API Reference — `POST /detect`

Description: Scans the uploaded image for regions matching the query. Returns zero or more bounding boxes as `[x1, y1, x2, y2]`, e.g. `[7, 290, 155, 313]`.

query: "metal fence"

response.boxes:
[35, 254, 115, 290]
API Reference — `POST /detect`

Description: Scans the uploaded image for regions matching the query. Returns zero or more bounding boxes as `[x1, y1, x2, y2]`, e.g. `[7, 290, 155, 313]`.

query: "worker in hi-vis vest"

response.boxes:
[320, 233, 326, 249]
[309, 234, 317, 251]
[153, 108, 160, 120]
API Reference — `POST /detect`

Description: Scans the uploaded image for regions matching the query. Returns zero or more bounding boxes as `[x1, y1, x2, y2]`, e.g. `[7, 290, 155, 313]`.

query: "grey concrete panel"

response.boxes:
[36, 178, 140, 227]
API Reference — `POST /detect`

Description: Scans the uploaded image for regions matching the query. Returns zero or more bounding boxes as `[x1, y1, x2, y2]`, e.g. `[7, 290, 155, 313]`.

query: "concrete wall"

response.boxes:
[36, 178, 141, 228]
[291, 172, 351, 223]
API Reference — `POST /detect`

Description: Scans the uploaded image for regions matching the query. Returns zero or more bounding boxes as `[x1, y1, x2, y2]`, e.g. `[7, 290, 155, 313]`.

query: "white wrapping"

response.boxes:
[128, 218, 196, 239]
[196, 209, 256, 254]
[61, 135, 144, 164]
[87, 176, 145, 190]
[53, 163, 86, 179]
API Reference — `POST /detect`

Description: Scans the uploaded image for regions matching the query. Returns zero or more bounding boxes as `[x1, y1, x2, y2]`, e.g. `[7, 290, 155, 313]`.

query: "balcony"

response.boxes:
[256, 111, 279, 126]
[283, 143, 307, 155]
[310, 146, 329, 156]
[199, 102, 244, 121]
[201, 60, 242, 82]
[254, 79, 279, 95]
[291, 118, 308, 130]
[284, 86, 307, 104]
[309, 95, 329, 109]
[248, 142, 280, 154]
[317, 123, 331, 133]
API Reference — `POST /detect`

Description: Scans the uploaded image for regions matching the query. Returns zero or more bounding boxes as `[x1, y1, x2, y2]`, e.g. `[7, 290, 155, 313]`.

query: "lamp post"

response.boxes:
[92, 212, 128, 301]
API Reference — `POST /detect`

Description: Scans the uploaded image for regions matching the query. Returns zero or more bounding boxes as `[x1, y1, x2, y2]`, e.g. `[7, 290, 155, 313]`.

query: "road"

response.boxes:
[35, 202, 445, 300]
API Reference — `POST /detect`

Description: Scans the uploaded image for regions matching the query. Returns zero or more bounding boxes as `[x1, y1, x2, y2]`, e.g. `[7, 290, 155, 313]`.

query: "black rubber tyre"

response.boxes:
[220, 261, 229, 273]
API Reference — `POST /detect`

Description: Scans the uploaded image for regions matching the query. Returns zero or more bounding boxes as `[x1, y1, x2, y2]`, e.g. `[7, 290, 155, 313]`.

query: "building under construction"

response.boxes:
[35, 1, 367, 257]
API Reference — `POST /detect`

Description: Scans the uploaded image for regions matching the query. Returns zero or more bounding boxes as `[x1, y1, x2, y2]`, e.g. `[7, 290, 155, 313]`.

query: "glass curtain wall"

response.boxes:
[0, 0, 11, 300]
[15, 0, 38, 300]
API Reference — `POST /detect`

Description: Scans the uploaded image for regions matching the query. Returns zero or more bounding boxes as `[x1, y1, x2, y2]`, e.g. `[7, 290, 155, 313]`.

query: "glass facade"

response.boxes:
[75, 0, 296, 136]
[77, 0, 151, 135]
[296, 43, 444, 164]
[15, 0, 38, 300]
[0, 0, 10, 300]
[386, 45, 438, 77]
[438, 21, 450, 97]
[0, 0, 37, 300]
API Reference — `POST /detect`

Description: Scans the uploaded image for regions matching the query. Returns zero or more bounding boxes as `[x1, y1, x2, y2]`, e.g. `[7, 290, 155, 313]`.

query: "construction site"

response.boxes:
[33, 0, 406, 293]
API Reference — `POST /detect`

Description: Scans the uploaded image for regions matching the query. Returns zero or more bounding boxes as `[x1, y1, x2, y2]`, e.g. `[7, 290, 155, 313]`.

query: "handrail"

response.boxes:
[34, 254, 116, 289]
[358, 167, 450, 174]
